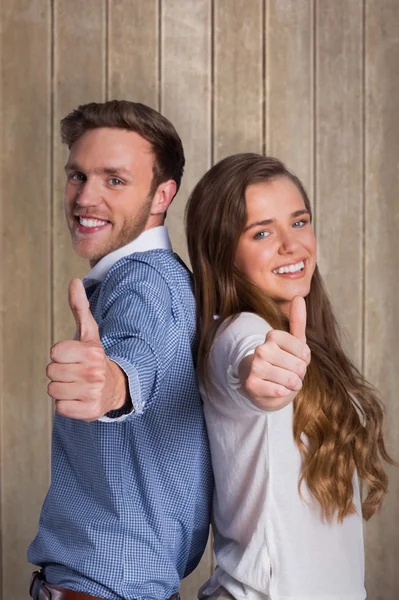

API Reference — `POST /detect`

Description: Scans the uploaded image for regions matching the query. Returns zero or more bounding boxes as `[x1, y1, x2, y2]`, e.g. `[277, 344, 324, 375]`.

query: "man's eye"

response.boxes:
[293, 219, 307, 228]
[254, 231, 270, 240]
[109, 178, 123, 186]
[70, 173, 85, 182]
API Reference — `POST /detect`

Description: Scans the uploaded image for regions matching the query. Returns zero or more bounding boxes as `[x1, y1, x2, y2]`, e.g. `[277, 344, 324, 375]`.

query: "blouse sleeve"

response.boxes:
[207, 312, 273, 415]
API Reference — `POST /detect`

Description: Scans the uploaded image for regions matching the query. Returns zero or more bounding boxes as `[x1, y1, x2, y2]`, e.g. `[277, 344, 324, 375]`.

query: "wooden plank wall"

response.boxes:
[1, 1, 398, 598]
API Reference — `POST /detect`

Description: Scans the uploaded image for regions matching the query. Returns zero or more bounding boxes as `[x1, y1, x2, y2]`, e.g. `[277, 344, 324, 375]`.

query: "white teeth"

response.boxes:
[79, 217, 108, 228]
[272, 260, 304, 274]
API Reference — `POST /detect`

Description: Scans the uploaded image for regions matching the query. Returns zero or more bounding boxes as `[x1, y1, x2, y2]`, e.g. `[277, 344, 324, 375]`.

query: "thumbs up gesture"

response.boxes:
[46, 279, 127, 421]
[242, 296, 311, 411]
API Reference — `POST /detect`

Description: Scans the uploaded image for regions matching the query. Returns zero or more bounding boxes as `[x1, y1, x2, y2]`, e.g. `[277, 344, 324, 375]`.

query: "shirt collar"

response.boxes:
[83, 226, 172, 283]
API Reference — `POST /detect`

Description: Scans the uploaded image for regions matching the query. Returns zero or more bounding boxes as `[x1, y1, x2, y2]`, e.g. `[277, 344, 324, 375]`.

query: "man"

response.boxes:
[28, 100, 213, 600]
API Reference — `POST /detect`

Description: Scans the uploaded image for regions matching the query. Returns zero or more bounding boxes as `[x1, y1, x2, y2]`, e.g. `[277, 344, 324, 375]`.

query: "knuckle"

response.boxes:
[89, 346, 105, 362]
[87, 366, 105, 383]
[266, 329, 278, 343]
[46, 363, 53, 379]
[255, 344, 273, 363]
[254, 345, 265, 360]
[47, 382, 56, 398]
[55, 403, 67, 417]
[305, 345, 311, 364]
[50, 343, 59, 362]
[245, 375, 257, 396]
[275, 385, 290, 398]
[296, 362, 307, 378]
[288, 374, 299, 389]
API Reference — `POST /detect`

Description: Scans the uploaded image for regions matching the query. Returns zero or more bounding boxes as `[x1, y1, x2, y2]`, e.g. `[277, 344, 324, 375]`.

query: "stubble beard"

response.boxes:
[71, 195, 154, 266]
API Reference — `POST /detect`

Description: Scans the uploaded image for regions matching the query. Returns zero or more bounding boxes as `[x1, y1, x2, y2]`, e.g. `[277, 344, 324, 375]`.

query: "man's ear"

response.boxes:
[150, 180, 177, 215]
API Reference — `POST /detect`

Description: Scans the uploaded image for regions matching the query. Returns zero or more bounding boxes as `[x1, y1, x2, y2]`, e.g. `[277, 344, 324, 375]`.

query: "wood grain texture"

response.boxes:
[161, 0, 212, 264]
[265, 0, 314, 194]
[53, 0, 106, 343]
[108, 0, 159, 107]
[0, 1, 52, 597]
[161, 1, 213, 595]
[214, 0, 264, 162]
[0, 0, 3, 592]
[363, 1, 399, 598]
[314, 0, 363, 365]
[0, 1, 399, 598]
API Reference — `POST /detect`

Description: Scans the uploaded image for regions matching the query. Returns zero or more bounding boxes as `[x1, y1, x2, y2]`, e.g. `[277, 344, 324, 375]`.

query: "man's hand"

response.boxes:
[239, 296, 311, 411]
[46, 278, 127, 421]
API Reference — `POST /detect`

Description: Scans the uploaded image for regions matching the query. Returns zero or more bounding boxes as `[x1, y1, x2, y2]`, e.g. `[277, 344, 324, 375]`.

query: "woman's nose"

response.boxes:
[278, 229, 300, 253]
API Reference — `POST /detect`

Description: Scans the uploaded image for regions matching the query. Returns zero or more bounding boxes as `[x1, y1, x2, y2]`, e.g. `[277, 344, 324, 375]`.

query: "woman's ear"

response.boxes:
[150, 180, 177, 215]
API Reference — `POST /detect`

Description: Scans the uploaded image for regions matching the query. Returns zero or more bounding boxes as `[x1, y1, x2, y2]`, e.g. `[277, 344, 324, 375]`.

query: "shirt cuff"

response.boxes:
[98, 356, 143, 423]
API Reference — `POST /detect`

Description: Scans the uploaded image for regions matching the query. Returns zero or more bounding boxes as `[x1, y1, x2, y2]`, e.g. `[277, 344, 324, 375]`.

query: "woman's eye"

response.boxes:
[254, 231, 270, 240]
[109, 178, 123, 186]
[293, 219, 307, 228]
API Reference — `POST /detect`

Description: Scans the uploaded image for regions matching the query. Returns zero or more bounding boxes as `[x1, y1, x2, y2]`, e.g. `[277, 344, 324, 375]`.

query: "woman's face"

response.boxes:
[235, 176, 317, 315]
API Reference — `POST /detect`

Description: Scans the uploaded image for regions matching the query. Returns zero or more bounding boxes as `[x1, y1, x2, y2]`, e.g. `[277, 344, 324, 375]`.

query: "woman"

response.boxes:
[185, 154, 393, 600]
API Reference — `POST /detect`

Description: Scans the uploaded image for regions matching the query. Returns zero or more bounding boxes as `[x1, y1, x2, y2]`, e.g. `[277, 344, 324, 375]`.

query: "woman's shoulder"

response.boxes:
[217, 311, 272, 342]
[210, 312, 273, 366]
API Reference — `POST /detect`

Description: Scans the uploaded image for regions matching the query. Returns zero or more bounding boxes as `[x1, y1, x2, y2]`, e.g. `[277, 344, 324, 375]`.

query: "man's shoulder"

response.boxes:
[97, 250, 194, 311]
[109, 249, 190, 282]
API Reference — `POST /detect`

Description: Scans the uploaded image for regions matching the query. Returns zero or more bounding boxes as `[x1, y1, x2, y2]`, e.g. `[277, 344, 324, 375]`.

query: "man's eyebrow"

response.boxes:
[244, 209, 310, 232]
[64, 162, 80, 172]
[101, 166, 132, 177]
[64, 163, 132, 178]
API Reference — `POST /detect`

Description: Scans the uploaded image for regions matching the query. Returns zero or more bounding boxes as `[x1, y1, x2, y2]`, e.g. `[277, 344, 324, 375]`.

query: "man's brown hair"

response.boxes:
[61, 100, 185, 197]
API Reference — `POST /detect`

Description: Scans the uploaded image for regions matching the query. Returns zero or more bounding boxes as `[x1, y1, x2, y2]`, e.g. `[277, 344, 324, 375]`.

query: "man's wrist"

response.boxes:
[107, 359, 131, 412]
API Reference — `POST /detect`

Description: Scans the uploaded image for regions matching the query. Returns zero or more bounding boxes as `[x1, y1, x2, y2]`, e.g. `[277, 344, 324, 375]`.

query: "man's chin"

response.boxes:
[72, 241, 105, 265]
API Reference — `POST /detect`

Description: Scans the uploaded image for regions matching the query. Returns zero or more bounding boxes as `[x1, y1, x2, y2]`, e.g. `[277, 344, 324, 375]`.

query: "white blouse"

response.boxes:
[199, 312, 366, 600]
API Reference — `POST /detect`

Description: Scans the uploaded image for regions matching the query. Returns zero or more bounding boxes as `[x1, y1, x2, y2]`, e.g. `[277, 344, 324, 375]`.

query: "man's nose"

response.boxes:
[75, 180, 101, 207]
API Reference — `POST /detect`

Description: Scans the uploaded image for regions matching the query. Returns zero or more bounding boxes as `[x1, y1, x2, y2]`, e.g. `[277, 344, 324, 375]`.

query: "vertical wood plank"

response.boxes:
[364, 2, 399, 598]
[314, 0, 363, 364]
[0, 1, 52, 597]
[161, 0, 212, 263]
[0, 0, 3, 592]
[108, 0, 159, 107]
[53, 0, 106, 342]
[214, 0, 264, 162]
[265, 0, 314, 194]
[161, 1, 213, 595]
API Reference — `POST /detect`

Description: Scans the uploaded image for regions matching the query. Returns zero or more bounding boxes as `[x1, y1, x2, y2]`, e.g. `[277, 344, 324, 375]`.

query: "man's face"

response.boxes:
[64, 127, 155, 266]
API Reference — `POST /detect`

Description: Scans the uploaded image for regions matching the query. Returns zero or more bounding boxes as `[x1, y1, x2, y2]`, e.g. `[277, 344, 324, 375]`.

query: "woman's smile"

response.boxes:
[235, 177, 317, 314]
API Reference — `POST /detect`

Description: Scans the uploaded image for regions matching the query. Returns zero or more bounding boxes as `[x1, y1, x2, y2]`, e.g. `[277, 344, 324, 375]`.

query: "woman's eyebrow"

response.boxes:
[292, 209, 310, 218]
[244, 210, 310, 232]
[244, 218, 274, 232]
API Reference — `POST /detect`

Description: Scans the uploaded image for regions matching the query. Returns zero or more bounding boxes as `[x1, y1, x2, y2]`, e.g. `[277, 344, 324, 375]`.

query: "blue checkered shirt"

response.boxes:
[28, 248, 213, 599]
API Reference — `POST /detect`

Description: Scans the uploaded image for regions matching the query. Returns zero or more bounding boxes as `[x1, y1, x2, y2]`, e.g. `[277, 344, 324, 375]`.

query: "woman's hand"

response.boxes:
[238, 296, 311, 411]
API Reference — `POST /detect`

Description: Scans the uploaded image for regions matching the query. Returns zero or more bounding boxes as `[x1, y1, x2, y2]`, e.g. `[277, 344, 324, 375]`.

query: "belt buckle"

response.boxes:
[29, 571, 48, 600]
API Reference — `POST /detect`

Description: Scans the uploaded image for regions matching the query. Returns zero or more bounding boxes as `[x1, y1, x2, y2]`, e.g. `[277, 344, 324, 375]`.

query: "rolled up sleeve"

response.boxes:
[97, 259, 177, 422]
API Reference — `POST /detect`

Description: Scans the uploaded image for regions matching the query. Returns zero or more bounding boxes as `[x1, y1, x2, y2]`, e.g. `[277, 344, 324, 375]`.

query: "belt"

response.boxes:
[30, 571, 180, 600]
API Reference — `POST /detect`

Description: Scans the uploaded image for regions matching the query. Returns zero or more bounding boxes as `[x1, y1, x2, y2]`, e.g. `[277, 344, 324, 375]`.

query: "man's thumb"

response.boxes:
[69, 278, 100, 343]
[289, 296, 307, 343]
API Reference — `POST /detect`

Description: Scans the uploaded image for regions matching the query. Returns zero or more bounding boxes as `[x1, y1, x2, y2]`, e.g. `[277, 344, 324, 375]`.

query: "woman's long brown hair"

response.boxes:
[185, 153, 393, 522]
